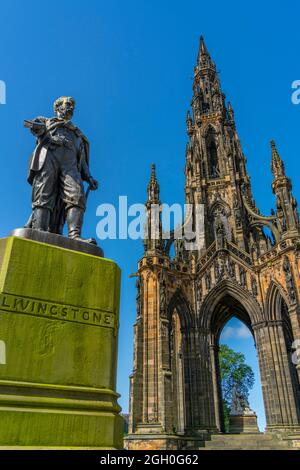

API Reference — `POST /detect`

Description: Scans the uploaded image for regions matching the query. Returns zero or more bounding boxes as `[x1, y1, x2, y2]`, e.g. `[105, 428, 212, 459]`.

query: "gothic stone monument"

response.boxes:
[125, 38, 300, 450]
[0, 97, 123, 449]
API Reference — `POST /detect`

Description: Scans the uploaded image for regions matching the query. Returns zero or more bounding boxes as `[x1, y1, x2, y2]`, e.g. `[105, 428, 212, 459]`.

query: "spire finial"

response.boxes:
[271, 140, 285, 178]
[200, 36, 209, 55]
[196, 35, 215, 71]
[147, 163, 160, 204]
[186, 110, 193, 130]
[150, 163, 157, 181]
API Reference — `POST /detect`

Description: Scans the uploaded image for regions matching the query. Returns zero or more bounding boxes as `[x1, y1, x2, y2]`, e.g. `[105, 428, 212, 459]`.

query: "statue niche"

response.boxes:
[206, 128, 220, 178]
[210, 203, 231, 246]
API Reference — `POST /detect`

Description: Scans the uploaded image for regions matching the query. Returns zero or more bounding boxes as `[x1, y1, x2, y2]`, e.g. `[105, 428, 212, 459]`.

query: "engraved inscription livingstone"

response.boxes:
[0, 293, 116, 330]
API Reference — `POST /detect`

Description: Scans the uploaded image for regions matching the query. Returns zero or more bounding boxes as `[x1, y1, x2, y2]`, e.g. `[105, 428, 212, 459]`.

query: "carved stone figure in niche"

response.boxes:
[251, 277, 258, 297]
[215, 216, 226, 249]
[195, 278, 202, 306]
[292, 197, 300, 225]
[225, 257, 235, 278]
[175, 238, 186, 262]
[214, 258, 224, 282]
[233, 194, 242, 227]
[233, 194, 238, 208]
[239, 267, 246, 287]
[205, 272, 211, 290]
[283, 256, 296, 302]
[159, 272, 167, 315]
[136, 278, 143, 316]
[212, 92, 222, 112]
[227, 152, 233, 168]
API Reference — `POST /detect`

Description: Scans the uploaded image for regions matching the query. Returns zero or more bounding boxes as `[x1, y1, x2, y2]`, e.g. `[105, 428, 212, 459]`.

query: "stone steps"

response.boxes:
[199, 434, 296, 450]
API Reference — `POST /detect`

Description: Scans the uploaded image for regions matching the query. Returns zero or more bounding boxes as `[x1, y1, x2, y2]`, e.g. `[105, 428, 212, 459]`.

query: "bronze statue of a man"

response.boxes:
[25, 96, 98, 243]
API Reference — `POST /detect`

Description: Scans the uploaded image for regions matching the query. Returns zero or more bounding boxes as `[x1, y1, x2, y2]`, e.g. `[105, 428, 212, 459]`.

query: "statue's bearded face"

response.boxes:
[56, 98, 74, 120]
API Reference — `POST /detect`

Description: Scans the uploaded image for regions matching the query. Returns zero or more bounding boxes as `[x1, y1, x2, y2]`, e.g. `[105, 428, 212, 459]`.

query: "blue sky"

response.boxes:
[1, 0, 300, 429]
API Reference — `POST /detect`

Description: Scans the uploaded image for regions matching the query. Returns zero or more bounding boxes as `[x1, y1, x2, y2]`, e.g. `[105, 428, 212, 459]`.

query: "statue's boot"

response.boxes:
[32, 207, 50, 231]
[67, 206, 97, 245]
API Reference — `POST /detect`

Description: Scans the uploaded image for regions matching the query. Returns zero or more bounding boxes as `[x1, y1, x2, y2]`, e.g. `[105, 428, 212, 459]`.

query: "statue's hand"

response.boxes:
[88, 177, 98, 191]
[31, 121, 46, 137]
[24, 117, 46, 137]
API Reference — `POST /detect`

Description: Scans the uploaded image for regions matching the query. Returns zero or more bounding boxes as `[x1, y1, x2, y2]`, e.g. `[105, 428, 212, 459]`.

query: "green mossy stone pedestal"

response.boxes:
[0, 236, 123, 449]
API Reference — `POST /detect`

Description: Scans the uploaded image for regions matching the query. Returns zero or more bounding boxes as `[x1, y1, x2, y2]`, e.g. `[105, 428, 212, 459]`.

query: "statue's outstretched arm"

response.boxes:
[24, 116, 47, 137]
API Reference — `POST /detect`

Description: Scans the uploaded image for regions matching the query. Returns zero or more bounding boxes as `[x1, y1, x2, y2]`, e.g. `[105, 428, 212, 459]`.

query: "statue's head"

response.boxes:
[54, 96, 75, 121]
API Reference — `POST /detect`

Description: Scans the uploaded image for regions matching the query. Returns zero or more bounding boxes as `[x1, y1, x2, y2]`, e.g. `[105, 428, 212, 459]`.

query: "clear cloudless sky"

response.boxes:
[1, 1, 300, 428]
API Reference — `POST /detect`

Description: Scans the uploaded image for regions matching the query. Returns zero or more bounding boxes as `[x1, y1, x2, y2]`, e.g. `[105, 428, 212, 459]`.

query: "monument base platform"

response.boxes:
[125, 434, 207, 451]
[229, 413, 260, 434]
[0, 236, 123, 448]
[125, 432, 299, 450]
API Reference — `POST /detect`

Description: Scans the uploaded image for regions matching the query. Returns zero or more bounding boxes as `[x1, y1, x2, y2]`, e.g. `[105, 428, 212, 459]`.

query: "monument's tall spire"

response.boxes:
[185, 36, 256, 252]
[126, 37, 300, 451]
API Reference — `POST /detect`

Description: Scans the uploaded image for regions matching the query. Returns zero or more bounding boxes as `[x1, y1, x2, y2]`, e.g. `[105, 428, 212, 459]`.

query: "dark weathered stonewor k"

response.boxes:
[125, 37, 300, 450]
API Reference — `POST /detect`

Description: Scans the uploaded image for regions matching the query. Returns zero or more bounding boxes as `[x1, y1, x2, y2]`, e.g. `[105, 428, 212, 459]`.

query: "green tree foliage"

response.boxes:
[219, 344, 255, 432]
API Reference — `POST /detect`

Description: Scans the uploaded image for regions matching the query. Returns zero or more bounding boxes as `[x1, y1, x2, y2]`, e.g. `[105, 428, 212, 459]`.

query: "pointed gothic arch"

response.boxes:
[265, 280, 290, 321]
[199, 279, 263, 331]
[209, 200, 231, 219]
[168, 288, 194, 329]
[194, 279, 300, 432]
[167, 290, 195, 433]
[197, 281, 263, 431]
[265, 282, 300, 421]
